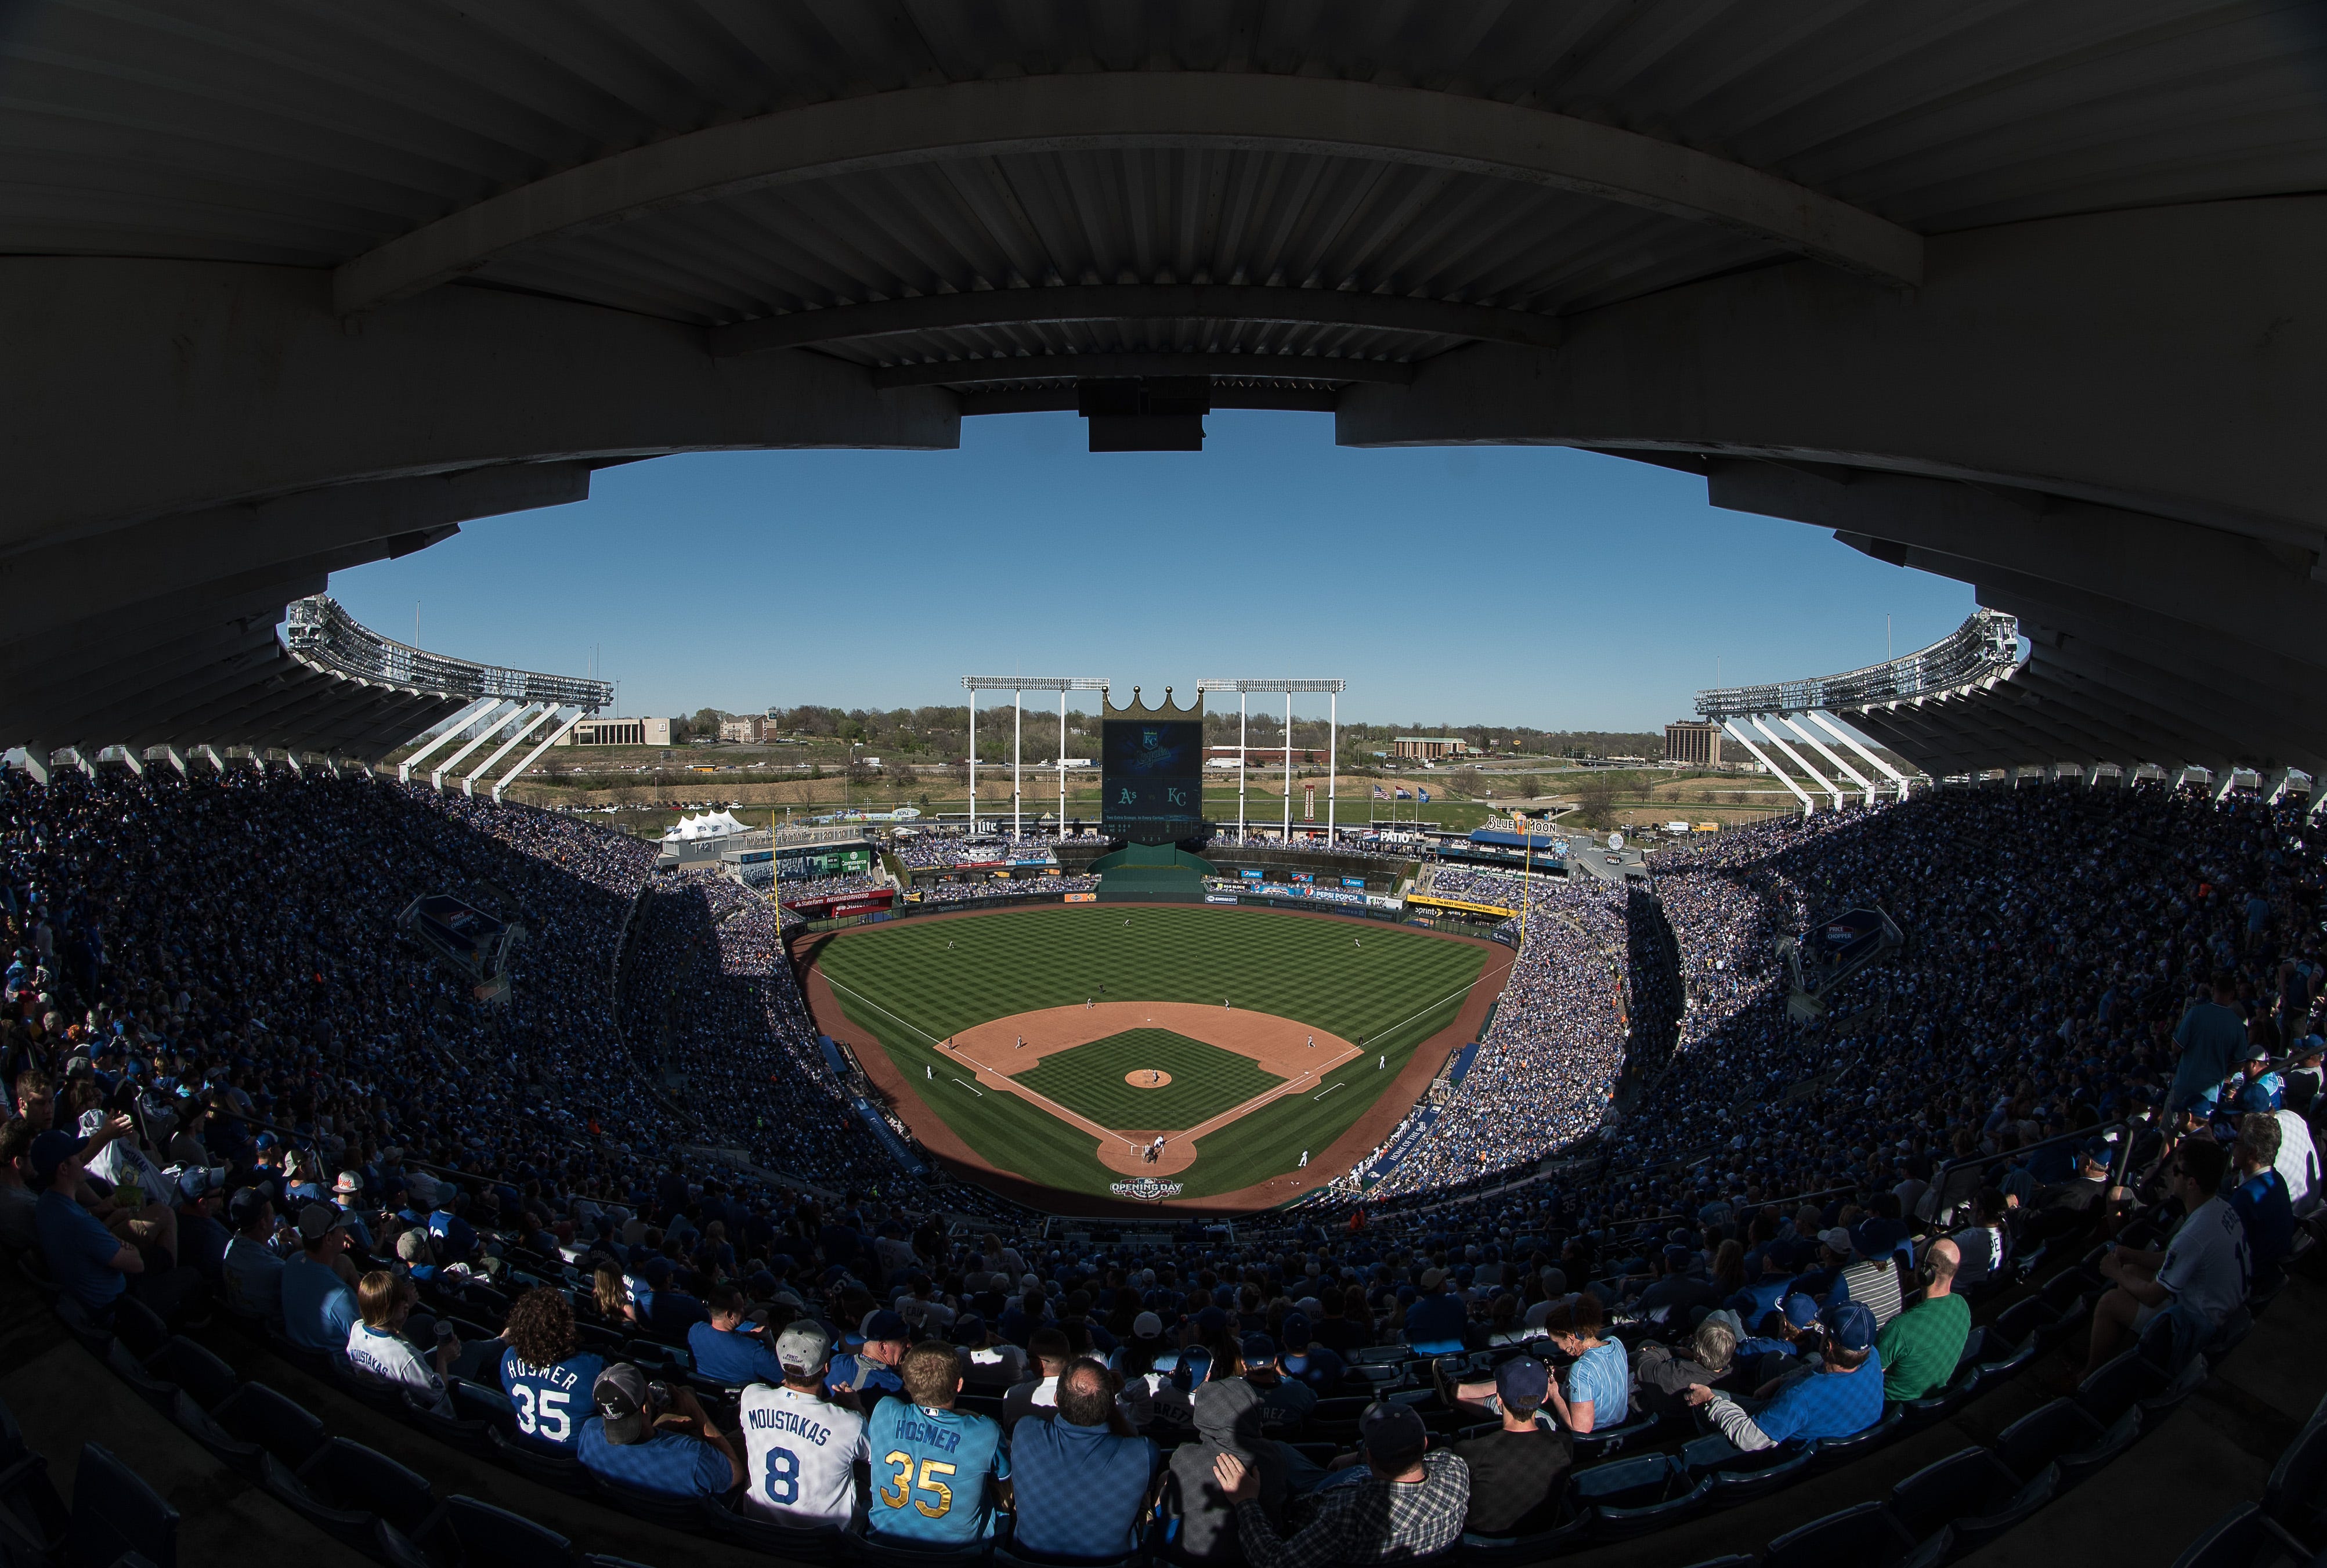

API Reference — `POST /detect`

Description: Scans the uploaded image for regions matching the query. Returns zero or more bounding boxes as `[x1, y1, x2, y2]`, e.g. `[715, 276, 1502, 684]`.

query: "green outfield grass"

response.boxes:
[1016, 1029, 1282, 1129]
[808, 905, 1489, 1200]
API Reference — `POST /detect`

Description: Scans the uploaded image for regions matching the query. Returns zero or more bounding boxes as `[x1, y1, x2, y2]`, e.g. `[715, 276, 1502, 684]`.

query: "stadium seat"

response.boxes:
[1965, 1335, 2037, 1395]
[1457, 1515, 1594, 1564]
[1889, 1448, 2019, 1540]
[0, 1451, 73, 1562]
[1994, 1399, 2105, 1486]
[2206, 1307, 2256, 1361]
[297, 1437, 443, 1542]
[262, 1321, 339, 1381]
[1762, 1500, 1915, 1568]
[67, 1443, 178, 1568]
[0, 1399, 24, 1468]
[1990, 1298, 2055, 1354]
[451, 1379, 516, 1436]
[171, 1392, 265, 1482]
[2137, 1355, 2209, 1424]
[1949, 1465, 2057, 1557]
[847, 1523, 998, 1568]
[109, 1297, 170, 1363]
[1674, 1558, 1758, 1568]
[1571, 1453, 1679, 1512]
[1805, 1411, 1902, 1475]
[2074, 1349, 2164, 1425]
[1698, 1447, 1816, 1510]
[104, 1341, 178, 1417]
[2165, 1504, 2265, 1568]
[421, 1494, 577, 1568]
[404, 1392, 498, 1458]
[584, 1471, 713, 1534]
[2056, 1407, 2142, 1490]
[703, 1495, 843, 1562]
[212, 1383, 328, 1469]
[16, 1251, 59, 1302]
[143, 1338, 237, 1412]
[2265, 1406, 2327, 1542]
[49, 1295, 113, 1360]
[1573, 1412, 1668, 1462]
[1594, 1478, 1712, 1540]
[485, 1426, 592, 1496]
[256, 1453, 380, 1552]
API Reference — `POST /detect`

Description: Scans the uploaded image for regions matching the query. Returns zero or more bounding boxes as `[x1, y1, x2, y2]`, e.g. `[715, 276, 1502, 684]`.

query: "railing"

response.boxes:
[1694, 609, 2019, 720]
[284, 595, 612, 709]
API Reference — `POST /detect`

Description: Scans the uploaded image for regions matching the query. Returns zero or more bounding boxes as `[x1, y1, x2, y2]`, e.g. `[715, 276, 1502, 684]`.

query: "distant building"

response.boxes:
[1394, 736, 1467, 762]
[720, 716, 767, 743]
[558, 716, 670, 747]
[1665, 720, 1723, 767]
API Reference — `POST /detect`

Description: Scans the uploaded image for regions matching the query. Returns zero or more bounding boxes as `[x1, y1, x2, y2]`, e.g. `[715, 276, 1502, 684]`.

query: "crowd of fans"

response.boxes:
[1423, 867, 1531, 908]
[1, 762, 2314, 1558]
[774, 874, 884, 907]
[893, 835, 1066, 869]
[919, 875, 1100, 904]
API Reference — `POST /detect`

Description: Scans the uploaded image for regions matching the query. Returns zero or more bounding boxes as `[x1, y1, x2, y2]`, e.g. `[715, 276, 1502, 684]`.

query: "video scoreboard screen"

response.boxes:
[1103, 718, 1202, 840]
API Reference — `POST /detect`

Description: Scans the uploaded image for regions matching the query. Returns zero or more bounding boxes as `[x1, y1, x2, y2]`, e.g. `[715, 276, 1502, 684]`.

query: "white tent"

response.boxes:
[662, 810, 748, 843]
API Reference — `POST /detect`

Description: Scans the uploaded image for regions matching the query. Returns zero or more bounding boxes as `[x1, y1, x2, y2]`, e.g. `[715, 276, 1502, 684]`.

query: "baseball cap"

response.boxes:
[334, 1170, 364, 1195]
[396, 1229, 431, 1262]
[1131, 1310, 1164, 1341]
[1418, 1267, 1447, 1291]
[226, 1187, 271, 1227]
[1360, 1401, 1429, 1464]
[2079, 1137, 2114, 1168]
[295, 1202, 352, 1242]
[2244, 1040, 2272, 1062]
[591, 1363, 653, 1444]
[1494, 1356, 1550, 1407]
[27, 1130, 86, 1185]
[859, 1308, 908, 1345]
[776, 1319, 834, 1376]
[1781, 1294, 1820, 1330]
[1240, 1332, 1277, 1365]
[176, 1165, 228, 1202]
[1280, 1312, 1313, 1351]
[1819, 1227, 1853, 1255]
[1661, 1244, 1693, 1269]
[952, 1313, 985, 1344]
[1822, 1300, 1877, 1354]
[1851, 1217, 1910, 1259]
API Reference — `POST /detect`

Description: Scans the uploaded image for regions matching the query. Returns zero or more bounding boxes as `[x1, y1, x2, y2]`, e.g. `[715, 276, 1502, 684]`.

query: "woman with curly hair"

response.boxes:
[499, 1287, 606, 1451]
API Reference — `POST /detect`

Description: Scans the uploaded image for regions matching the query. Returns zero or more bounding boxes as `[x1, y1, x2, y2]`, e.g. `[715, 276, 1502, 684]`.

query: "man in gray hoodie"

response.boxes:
[1165, 1377, 1285, 1563]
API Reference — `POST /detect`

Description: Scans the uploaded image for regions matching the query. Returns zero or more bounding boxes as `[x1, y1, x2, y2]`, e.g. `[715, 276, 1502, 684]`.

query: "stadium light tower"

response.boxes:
[1197, 679, 1346, 843]
[963, 676, 1107, 839]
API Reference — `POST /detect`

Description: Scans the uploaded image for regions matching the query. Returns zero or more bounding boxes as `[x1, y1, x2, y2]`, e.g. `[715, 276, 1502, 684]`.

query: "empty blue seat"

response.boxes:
[105, 1341, 178, 1417]
[1570, 1453, 1678, 1512]
[144, 1338, 237, 1412]
[2166, 1504, 2264, 1568]
[2265, 1407, 2327, 1542]
[425, 1494, 577, 1568]
[109, 1296, 171, 1363]
[67, 1443, 178, 1568]
[2057, 1406, 2141, 1489]
[486, 1425, 592, 1497]
[1595, 1478, 1711, 1540]
[2075, 1348, 2163, 1424]
[704, 1495, 843, 1562]
[1700, 1445, 1815, 1509]
[1889, 1447, 2022, 1540]
[297, 1438, 441, 1540]
[1764, 1499, 1914, 1568]
[1995, 1399, 2104, 1485]
[212, 1382, 327, 1468]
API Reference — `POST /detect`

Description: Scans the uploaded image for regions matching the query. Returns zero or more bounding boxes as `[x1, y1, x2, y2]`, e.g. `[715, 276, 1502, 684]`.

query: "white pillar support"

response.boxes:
[15, 747, 53, 786]
[116, 746, 144, 778]
[1779, 714, 1877, 805]
[158, 746, 187, 777]
[431, 702, 520, 790]
[461, 703, 552, 796]
[2212, 767, 2243, 803]
[1328, 689, 1338, 841]
[1807, 710, 1912, 802]
[967, 694, 977, 835]
[1722, 720, 1815, 814]
[1012, 687, 1022, 841]
[281, 750, 302, 776]
[1751, 715, 1844, 811]
[1282, 690, 1293, 843]
[1238, 693, 1247, 841]
[492, 708, 588, 801]
[1058, 688, 1067, 834]
[2265, 768, 2301, 804]
[398, 696, 501, 783]
[196, 745, 224, 774]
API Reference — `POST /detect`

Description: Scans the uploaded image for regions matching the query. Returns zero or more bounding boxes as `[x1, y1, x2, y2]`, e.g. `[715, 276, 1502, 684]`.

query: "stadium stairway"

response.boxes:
[0, 1264, 371, 1567]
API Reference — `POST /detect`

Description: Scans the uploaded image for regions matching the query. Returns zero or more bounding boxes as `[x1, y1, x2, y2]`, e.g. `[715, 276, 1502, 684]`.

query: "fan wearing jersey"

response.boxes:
[499, 1287, 606, 1452]
[739, 1319, 868, 1526]
[579, 1362, 745, 1500]
[865, 1342, 1010, 1546]
[345, 1271, 456, 1418]
[689, 1281, 785, 1388]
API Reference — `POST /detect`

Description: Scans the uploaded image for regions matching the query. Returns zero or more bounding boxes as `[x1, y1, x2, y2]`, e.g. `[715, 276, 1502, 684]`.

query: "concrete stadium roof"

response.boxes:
[2, 1, 2324, 769]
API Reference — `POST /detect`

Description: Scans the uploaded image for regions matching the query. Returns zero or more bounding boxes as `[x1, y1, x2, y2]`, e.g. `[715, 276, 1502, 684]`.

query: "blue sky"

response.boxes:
[331, 410, 1974, 731]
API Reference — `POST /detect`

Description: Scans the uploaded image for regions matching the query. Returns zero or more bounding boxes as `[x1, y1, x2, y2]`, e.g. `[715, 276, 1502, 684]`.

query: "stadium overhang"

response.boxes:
[2, 3, 2322, 763]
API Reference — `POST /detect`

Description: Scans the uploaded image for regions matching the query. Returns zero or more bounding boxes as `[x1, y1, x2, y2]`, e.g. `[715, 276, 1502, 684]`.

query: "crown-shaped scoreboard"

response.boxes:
[1101, 686, 1206, 845]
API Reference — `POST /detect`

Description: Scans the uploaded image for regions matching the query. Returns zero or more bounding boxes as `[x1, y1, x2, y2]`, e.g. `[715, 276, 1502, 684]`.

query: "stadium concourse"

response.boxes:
[0, 762, 2319, 1566]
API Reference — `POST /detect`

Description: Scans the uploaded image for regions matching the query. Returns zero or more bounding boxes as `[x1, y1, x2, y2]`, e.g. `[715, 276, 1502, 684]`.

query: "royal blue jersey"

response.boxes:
[863, 1401, 1008, 1545]
[577, 1418, 735, 1499]
[499, 1346, 606, 1450]
[689, 1321, 783, 1387]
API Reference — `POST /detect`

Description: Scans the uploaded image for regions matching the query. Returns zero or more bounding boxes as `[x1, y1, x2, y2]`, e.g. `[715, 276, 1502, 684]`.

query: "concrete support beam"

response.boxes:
[1808, 712, 1912, 802]
[14, 747, 53, 786]
[114, 747, 143, 778]
[1779, 715, 1878, 805]
[1722, 720, 1814, 814]
[432, 704, 522, 791]
[1752, 716, 1844, 810]
[399, 699, 500, 784]
[157, 747, 187, 777]
[1340, 197, 2324, 546]
[337, 74, 1921, 313]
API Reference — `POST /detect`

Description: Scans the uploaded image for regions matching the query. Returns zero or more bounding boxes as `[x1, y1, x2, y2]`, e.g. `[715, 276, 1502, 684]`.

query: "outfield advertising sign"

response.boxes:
[1064, 892, 1097, 904]
[1204, 894, 1238, 905]
[1109, 1177, 1183, 1200]
[1341, 877, 1366, 888]
[1237, 868, 1263, 879]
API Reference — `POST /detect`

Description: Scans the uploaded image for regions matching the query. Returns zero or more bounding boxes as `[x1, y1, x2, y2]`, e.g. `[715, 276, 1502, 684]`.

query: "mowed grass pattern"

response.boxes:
[810, 906, 1487, 1199]
[1016, 1029, 1282, 1130]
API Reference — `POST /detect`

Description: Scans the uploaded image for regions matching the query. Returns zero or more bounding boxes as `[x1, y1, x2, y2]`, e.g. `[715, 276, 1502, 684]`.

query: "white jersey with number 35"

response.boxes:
[739, 1383, 868, 1525]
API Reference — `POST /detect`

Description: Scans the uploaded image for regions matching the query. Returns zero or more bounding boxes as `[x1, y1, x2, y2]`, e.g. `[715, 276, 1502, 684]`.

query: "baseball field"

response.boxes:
[798, 904, 1509, 1206]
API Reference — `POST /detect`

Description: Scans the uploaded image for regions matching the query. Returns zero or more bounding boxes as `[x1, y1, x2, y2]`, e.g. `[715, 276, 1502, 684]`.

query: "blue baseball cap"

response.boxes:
[1241, 1332, 1277, 1364]
[1279, 1312, 1313, 1351]
[1822, 1300, 1877, 1353]
[1494, 1356, 1550, 1407]
[1782, 1294, 1821, 1330]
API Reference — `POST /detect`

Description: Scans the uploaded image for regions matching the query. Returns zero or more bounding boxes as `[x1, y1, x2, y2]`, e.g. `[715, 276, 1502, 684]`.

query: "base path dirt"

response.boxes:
[939, 1000, 1359, 1176]
[794, 900, 1516, 1216]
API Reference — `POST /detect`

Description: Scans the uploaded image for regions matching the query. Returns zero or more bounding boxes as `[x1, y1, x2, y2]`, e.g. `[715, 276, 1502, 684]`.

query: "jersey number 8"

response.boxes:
[510, 1386, 572, 1443]
[879, 1452, 955, 1518]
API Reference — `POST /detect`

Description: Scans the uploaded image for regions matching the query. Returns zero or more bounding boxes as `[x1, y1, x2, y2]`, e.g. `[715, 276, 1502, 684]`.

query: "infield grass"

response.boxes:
[807, 905, 1488, 1200]
[1017, 1029, 1282, 1129]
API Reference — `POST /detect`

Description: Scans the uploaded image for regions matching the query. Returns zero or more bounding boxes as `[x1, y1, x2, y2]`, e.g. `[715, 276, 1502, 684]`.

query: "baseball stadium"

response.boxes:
[1, 6, 2319, 1567]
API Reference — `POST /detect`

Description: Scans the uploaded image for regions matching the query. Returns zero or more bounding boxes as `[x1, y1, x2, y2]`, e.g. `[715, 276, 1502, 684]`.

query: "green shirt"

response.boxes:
[1876, 1293, 1971, 1402]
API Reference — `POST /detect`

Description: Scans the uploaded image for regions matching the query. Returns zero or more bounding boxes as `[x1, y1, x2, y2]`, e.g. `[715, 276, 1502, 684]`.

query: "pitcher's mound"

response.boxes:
[1125, 1070, 1173, 1088]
